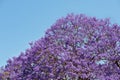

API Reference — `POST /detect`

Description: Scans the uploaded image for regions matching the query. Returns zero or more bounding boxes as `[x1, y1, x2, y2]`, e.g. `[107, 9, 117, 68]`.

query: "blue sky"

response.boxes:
[0, 0, 120, 67]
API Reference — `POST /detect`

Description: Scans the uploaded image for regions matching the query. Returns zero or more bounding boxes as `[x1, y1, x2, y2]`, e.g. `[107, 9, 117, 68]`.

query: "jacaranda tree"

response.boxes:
[0, 14, 120, 80]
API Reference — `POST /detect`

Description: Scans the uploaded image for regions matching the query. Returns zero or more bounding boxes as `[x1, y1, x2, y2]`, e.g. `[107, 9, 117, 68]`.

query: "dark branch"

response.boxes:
[115, 60, 120, 68]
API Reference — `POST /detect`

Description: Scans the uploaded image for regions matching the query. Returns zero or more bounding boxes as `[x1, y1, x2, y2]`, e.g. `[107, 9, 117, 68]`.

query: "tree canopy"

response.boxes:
[0, 14, 120, 80]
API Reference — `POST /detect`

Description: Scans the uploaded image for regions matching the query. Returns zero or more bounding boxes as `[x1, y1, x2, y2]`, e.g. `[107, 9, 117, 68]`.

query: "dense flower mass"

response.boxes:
[0, 14, 120, 80]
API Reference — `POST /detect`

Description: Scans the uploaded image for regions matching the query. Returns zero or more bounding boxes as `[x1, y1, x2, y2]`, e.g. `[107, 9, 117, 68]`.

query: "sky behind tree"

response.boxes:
[0, 0, 120, 66]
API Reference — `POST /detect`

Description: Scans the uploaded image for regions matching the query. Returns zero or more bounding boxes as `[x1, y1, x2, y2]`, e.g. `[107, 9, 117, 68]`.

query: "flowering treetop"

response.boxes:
[0, 14, 120, 80]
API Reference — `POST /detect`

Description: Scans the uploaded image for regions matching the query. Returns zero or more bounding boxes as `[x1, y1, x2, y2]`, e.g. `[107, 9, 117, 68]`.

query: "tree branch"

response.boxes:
[115, 60, 120, 68]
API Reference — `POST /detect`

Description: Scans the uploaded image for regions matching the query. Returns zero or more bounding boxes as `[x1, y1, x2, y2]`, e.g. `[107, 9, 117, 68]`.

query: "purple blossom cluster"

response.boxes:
[0, 14, 120, 80]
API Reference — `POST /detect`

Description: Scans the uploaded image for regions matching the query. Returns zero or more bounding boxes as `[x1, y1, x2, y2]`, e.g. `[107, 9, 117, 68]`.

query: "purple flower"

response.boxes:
[1, 14, 120, 80]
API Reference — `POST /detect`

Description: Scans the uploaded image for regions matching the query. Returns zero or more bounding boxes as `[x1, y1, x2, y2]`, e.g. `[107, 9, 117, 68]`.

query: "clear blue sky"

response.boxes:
[0, 0, 120, 67]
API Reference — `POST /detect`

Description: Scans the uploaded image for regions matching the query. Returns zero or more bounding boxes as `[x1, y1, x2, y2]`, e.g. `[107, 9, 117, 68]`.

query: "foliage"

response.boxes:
[0, 14, 120, 80]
